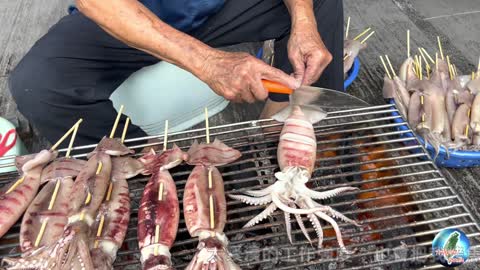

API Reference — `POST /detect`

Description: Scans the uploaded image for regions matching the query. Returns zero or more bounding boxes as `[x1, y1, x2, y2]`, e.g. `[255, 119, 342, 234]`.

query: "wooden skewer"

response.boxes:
[85, 192, 92, 205]
[420, 95, 424, 105]
[5, 176, 25, 194]
[468, 109, 471, 118]
[437, 36, 444, 60]
[109, 105, 125, 139]
[48, 180, 61, 210]
[473, 71, 476, 81]
[407, 30, 410, 58]
[106, 182, 113, 202]
[154, 224, 160, 256]
[379, 56, 392, 80]
[426, 65, 431, 80]
[163, 120, 169, 152]
[419, 55, 423, 81]
[360, 30, 375, 44]
[418, 48, 431, 71]
[65, 119, 81, 158]
[343, 54, 349, 61]
[96, 161, 103, 175]
[446, 56, 453, 80]
[94, 214, 106, 248]
[384, 55, 397, 78]
[121, 117, 130, 144]
[435, 53, 439, 72]
[34, 220, 48, 247]
[421, 48, 435, 64]
[465, 124, 470, 137]
[208, 168, 213, 189]
[415, 55, 420, 79]
[353, 27, 371, 41]
[50, 119, 83, 151]
[345, 16, 351, 39]
[453, 65, 459, 77]
[158, 182, 164, 201]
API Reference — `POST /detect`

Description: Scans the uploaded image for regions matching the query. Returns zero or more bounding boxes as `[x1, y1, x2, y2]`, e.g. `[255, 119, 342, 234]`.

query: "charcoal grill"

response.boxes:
[0, 104, 479, 269]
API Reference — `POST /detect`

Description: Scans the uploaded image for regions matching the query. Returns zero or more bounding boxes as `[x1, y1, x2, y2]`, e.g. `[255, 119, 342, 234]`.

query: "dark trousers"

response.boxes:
[9, 0, 343, 146]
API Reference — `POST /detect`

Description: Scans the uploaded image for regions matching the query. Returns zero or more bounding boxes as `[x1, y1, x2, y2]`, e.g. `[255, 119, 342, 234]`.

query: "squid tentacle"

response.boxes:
[271, 193, 326, 215]
[299, 186, 359, 200]
[243, 203, 278, 228]
[284, 211, 293, 244]
[227, 194, 272, 206]
[242, 185, 275, 197]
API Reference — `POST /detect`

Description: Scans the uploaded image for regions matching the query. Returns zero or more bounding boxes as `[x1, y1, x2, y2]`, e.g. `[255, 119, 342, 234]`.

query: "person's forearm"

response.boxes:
[76, 0, 215, 76]
[283, 0, 317, 29]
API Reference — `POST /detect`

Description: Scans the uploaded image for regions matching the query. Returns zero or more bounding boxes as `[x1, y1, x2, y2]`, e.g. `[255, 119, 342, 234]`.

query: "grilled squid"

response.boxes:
[230, 102, 358, 253]
[90, 156, 145, 270]
[3, 137, 132, 270]
[184, 139, 241, 270]
[137, 145, 188, 270]
[20, 157, 86, 253]
[0, 150, 57, 239]
[470, 94, 480, 145]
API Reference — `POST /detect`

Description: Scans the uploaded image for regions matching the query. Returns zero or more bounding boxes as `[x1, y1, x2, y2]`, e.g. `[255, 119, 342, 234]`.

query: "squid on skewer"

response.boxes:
[137, 145, 188, 270]
[184, 139, 242, 270]
[0, 150, 57, 238]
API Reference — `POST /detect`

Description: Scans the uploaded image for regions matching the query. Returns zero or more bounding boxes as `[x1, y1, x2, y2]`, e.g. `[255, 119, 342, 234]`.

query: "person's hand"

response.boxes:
[198, 51, 299, 103]
[288, 21, 332, 86]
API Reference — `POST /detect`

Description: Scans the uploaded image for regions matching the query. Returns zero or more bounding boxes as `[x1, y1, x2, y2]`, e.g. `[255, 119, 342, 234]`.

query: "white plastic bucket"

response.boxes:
[0, 118, 27, 173]
[110, 61, 229, 135]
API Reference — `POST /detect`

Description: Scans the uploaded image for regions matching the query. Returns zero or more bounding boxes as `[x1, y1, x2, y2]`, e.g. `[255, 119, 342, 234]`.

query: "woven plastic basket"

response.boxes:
[389, 99, 480, 168]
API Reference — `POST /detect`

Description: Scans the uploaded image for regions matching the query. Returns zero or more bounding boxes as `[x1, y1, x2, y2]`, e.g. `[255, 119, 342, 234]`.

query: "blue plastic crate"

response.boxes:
[389, 99, 480, 168]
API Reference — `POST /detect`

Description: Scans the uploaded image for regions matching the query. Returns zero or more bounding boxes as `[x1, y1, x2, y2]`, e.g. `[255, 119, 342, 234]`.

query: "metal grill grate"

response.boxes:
[0, 104, 479, 269]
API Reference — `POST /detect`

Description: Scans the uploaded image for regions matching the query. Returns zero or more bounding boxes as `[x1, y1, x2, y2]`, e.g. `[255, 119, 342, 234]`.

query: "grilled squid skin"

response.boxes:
[138, 146, 188, 270]
[0, 150, 57, 239]
[230, 105, 358, 253]
[90, 178, 131, 270]
[184, 140, 241, 270]
[2, 138, 131, 270]
[40, 157, 86, 184]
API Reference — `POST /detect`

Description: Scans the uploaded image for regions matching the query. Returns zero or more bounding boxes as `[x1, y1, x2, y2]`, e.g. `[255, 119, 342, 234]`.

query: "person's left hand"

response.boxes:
[287, 21, 332, 86]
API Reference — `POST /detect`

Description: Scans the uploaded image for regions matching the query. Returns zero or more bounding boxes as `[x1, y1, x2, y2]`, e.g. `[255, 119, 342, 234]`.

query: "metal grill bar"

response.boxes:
[0, 104, 478, 270]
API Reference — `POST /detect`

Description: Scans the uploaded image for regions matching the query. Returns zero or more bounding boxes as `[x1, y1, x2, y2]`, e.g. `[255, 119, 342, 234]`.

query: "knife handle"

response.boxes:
[261, 80, 293, 95]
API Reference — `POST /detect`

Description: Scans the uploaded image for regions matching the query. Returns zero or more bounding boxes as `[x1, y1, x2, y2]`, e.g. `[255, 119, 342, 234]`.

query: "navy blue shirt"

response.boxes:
[140, 0, 225, 32]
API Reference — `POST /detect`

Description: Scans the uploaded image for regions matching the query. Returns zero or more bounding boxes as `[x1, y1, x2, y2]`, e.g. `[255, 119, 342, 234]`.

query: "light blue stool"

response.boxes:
[110, 62, 229, 135]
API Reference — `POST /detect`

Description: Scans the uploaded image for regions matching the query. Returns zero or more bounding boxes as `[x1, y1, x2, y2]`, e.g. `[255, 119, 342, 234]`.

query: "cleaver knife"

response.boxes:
[262, 80, 369, 109]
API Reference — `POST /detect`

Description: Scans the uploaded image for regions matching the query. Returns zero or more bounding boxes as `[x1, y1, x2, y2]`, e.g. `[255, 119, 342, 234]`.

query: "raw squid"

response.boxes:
[184, 140, 241, 270]
[3, 137, 132, 270]
[344, 39, 366, 74]
[382, 75, 395, 99]
[451, 104, 472, 149]
[0, 150, 57, 238]
[470, 94, 480, 145]
[230, 103, 358, 253]
[467, 76, 480, 95]
[137, 145, 188, 270]
[445, 78, 464, 123]
[21, 157, 86, 252]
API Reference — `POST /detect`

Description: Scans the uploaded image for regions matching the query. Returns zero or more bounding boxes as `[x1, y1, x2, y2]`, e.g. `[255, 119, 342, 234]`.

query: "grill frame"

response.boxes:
[0, 104, 479, 269]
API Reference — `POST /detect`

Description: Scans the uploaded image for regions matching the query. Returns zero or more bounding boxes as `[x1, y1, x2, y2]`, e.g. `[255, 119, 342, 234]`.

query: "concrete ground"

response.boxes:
[0, 0, 479, 267]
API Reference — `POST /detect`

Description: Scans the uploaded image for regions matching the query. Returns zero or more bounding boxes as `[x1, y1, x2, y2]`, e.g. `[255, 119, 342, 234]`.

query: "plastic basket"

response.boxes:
[256, 48, 360, 92]
[389, 99, 480, 168]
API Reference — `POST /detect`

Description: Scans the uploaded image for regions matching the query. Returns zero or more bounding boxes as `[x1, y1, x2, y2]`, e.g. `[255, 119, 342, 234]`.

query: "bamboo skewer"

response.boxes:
[360, 31, 375, 44]
[447, 56, 453, 80]
[353, 27, 371, 41]
[435, 53, 439, 72]
[421, 48, 435, 64]
[35, 120, 81, 247]
[384, 55, 397, 78]
[345, 16, 351, 39]
[51, 119, 83, 151]
[109, 105, 125, 139]
[437, 36, 444, 60]
[163, 120, 169, 152]
[5, 176, 25, 194]
[418, 48, 431, 71]
[121, 117, 130, 144]
[379, 56, 392, 80]
[407, 30, 410, 58]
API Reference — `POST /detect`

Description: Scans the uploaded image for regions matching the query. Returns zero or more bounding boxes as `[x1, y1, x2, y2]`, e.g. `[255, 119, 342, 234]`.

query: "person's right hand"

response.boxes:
[198, 50, 300, 103]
